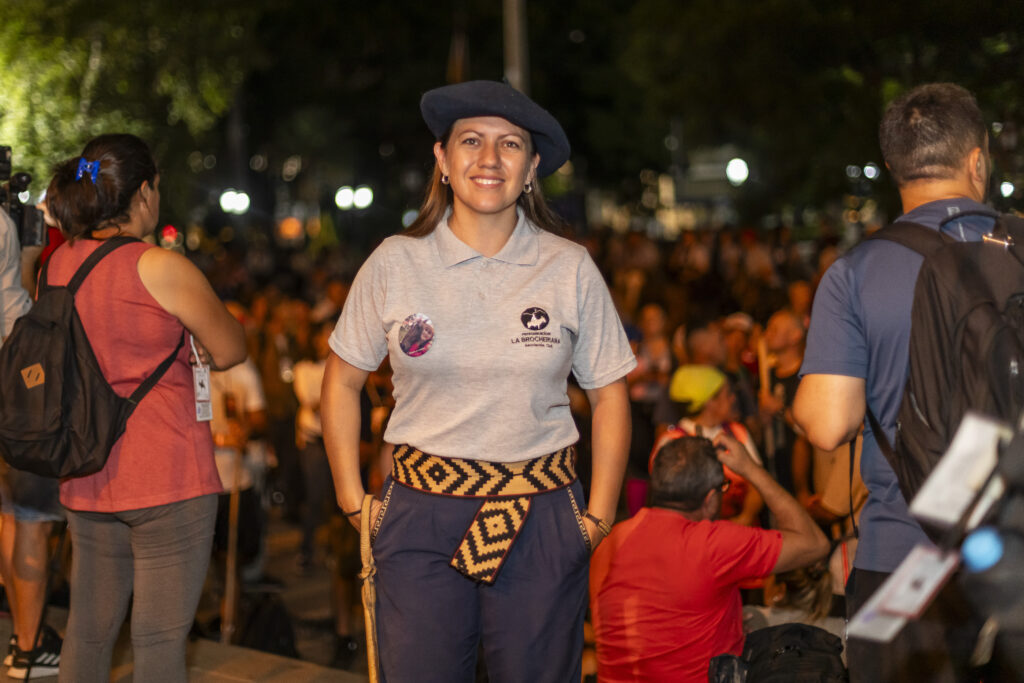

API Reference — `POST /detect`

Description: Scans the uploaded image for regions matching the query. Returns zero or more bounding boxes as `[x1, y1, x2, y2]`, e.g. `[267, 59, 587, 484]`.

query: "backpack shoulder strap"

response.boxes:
[999, 213, 1024, 239]
[65, 236, 140, 294]
[988, 214, 1024, 267]
[865, 221, 949, 257]
[126, 332, 186, 406]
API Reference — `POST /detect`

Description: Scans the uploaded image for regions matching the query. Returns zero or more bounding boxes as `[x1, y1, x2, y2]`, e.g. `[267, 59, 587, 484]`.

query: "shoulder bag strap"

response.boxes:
[848, 438, 859, 540]
[126, 332, 186, 406]
[65, 236, 141, 295]
[865, 221, 950, 257]
[864, 405, 897, 471]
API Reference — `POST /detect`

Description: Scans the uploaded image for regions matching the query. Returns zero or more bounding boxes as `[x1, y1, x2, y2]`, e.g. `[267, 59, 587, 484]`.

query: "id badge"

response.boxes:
[190, 335, 213, 422]
[193, 364, 211, 402]
[196, 400, 213, 422]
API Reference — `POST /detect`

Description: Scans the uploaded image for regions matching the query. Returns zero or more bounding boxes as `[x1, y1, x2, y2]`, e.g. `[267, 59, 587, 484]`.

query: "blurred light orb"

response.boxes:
[863, 163, 880, 180]
[219, 191, 237, 212]
[282, 155, 302, 182]
[353, 186, 374, 209]
[725, 158, 748, 186]
[846, 165, 862, 179]
[335, 186, 354, 210]
[278, 216, 303, 240]
[402, 210, 419, 227]
[219, 189, 250, 214]
[17, 191, 30, 204]
[1001, 181, 1015, 198]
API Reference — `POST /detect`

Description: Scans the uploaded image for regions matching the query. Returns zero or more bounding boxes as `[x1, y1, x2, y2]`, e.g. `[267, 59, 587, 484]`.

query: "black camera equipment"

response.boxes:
[956, 430, 1024, 679]
[0, 146, 47, 247]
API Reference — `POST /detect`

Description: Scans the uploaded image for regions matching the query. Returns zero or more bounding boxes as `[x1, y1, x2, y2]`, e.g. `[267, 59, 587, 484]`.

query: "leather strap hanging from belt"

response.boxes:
[359, 494, 381, 682]
[391, 444, 576, 584]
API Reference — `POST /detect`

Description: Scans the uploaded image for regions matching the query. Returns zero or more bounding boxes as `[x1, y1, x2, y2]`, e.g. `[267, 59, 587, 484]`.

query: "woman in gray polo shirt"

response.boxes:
[323, 80, 635, 682]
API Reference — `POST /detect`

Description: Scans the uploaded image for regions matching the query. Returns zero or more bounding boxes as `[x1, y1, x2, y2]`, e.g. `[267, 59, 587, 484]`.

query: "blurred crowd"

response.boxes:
[188, 219, 863, 674]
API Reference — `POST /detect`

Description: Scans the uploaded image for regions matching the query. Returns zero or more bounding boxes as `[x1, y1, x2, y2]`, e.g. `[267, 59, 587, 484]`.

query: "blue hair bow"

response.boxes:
[75, 157, 100, 183]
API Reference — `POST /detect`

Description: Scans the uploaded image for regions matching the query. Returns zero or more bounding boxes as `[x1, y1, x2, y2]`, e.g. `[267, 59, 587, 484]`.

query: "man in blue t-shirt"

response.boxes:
[794, 83, 993, 682]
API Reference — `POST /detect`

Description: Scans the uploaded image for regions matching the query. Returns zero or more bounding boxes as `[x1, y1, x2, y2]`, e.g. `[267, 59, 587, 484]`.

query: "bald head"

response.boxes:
[765, 309, 805, 354]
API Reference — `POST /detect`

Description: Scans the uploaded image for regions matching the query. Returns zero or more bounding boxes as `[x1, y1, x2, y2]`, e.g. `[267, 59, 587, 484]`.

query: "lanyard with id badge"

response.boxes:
[191, 335, 213, 422]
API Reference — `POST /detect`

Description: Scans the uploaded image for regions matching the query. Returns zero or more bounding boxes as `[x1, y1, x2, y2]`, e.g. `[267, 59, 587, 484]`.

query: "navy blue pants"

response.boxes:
[372, 476, 591, 683]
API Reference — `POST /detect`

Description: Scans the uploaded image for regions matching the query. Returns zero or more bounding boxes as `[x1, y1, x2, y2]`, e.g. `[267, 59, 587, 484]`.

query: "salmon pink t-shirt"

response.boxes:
[46, 239, 222, 512]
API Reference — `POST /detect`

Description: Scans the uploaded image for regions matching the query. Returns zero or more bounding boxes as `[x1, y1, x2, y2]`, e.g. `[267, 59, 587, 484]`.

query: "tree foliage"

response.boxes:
[3, 1, 1021, 228]
[621, 0, 1024, 218]
[0, 0, 262, 215]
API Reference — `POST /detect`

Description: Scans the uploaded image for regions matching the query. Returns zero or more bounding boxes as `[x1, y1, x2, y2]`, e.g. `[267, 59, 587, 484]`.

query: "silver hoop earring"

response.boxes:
[441, 174, 449, 185]
[523, 182, 533, 194]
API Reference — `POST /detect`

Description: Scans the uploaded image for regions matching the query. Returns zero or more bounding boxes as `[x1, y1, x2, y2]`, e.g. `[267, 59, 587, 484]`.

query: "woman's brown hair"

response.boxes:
[45, 133, 157, 242]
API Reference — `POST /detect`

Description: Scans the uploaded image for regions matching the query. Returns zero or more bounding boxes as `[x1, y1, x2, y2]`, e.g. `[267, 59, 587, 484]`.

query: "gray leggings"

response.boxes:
[59, 494, 217, 683]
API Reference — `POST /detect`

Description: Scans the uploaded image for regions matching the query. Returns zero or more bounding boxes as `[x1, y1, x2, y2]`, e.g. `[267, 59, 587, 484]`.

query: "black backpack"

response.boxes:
[865, 215, 1024, 511]
[708, 623, 848, 682]
[0, 236, 183, 478]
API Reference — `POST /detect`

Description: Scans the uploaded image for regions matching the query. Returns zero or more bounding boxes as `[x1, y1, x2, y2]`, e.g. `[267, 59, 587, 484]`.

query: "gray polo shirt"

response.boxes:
[330, 209, 636, 462]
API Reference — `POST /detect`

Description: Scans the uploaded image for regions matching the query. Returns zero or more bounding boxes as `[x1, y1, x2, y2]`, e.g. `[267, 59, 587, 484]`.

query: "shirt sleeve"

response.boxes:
[0, 212, 31, 343]
[707, 522, 783, 586]
[801, 257, 868, 379]
[329, 244, 390, 371]
[571, 252, 636, 389]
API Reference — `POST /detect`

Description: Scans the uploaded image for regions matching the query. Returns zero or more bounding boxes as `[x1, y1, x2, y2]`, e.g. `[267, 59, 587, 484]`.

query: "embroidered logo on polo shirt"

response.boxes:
[511, 307, 560, 349]
[398, 313, 434, 357]
[520, 307, 549, 330]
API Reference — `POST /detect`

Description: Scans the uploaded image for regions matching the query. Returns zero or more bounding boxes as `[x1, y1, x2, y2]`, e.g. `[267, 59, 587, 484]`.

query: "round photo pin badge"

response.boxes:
[399, 313, 435, 357]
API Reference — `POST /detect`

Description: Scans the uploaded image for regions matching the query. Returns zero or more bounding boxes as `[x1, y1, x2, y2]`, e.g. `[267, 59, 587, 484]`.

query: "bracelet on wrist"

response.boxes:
[342, 507, 361, 517]
[584, 511, 612, 537]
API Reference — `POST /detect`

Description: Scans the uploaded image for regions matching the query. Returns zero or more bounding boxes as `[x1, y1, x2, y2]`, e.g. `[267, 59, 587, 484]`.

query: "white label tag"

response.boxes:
[909, 411, 1010, 529]
[847, 544, 959, 642]
[875, 545, 959, 618]
[193, 365, 211, 402]
[196, 400, 213, 422]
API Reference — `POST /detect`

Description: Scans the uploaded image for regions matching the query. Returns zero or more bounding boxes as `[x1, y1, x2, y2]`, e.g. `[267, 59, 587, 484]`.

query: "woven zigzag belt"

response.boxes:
[391, 444, 576, 584]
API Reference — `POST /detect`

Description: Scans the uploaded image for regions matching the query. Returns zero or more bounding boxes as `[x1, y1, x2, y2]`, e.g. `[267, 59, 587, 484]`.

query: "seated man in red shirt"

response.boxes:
[590, 433, 828, 682]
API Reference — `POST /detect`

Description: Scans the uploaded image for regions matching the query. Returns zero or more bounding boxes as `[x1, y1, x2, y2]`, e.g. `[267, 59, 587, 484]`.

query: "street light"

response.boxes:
[336, 185, 373, 210]
[335, 186, 354, 210]
[219, 189, 250, 215]
[353, 186, 374, 209]
[725, 158, 748, 186]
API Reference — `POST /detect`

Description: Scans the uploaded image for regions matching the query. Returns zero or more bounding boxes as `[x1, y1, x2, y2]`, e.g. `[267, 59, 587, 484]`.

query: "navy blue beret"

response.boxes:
[420, 80, 570, 178]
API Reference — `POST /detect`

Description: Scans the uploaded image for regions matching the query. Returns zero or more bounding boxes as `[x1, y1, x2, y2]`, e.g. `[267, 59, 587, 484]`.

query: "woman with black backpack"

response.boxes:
[42, 134, 246, 683]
